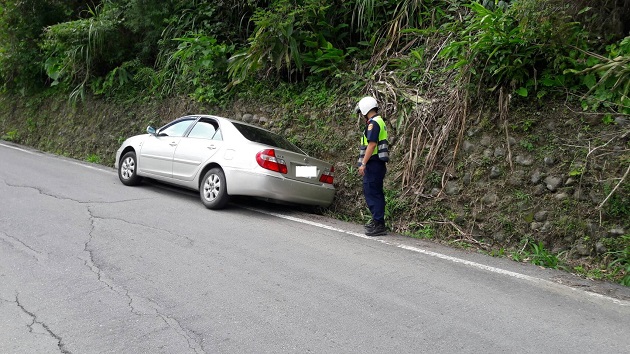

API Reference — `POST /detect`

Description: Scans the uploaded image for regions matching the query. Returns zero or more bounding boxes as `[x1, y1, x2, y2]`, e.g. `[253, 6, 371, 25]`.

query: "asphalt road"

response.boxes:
[1, 142, 630, 354]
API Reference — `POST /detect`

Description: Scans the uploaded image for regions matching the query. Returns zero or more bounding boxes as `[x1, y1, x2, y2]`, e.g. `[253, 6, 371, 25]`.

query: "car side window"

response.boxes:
[188, 119, 218, 140]
[159, 119, 193, 137]
[211, 128, 222, 141]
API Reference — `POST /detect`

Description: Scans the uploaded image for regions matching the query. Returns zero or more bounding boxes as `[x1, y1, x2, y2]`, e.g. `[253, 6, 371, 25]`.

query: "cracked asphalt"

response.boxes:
[1, 142, 630, 354]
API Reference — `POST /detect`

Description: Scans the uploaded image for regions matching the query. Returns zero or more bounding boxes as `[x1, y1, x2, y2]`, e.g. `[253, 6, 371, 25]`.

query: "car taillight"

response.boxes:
[319, 166, 334, 184]
[256, 149, 288, 174]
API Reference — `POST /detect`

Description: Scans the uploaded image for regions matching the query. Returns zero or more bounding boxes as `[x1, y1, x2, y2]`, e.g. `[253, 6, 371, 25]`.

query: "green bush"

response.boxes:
[571, 36, 630, 114]
[40, 1, 125, 100]
[440, 1, 587, 97]
[606, 234, 630, 286]
[0, 0, 72, 91]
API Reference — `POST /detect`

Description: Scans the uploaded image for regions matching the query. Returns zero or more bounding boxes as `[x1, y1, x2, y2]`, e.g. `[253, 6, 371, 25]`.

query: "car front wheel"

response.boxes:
[118, 151, 142, 186]
[200, 167, 229, 209]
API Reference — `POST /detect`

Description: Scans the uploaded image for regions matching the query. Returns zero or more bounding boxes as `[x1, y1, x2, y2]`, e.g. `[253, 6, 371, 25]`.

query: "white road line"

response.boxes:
[0, 142, 38, 155]
[246, 206, 630, 307]
[0, 142, 111, 173]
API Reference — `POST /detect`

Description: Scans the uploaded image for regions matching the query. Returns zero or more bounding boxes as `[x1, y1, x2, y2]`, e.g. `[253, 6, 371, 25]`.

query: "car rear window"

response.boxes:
[232, 122, 303, 154]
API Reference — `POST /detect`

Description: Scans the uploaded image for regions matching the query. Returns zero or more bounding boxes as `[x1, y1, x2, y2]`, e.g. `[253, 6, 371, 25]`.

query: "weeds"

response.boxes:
[406, 224, 435, 240]
[605, 234, 630, 286]
[86, 154, 101, 164]
[1, 130, 19, 142]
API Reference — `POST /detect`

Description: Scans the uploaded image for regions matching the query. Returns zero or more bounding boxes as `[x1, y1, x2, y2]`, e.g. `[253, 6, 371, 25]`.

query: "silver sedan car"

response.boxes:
[115, 115, 335, 209]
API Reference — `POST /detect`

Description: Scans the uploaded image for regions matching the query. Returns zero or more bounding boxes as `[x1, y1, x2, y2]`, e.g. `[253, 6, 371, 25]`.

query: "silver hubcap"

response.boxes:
[121, 157, 135, 180]
[203, 174, 221, 201]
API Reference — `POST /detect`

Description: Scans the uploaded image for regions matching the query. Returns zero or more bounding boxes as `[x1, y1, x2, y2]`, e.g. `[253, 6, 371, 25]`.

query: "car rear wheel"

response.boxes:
[200, 167, 229, 209]
[119, 151, 142, 186]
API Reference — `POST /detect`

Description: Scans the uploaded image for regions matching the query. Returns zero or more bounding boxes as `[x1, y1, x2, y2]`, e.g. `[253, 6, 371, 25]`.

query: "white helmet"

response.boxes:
[355, 96, 378, 116]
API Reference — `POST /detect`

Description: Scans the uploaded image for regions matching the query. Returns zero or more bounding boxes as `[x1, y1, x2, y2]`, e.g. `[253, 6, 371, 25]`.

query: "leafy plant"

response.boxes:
[384, 188, 409, 221]
[605, 235, 630, 286]
[570, 36, 630, 114]
[159, 33, 233, 103]
[0, 0, 72, 91]
[409, 225, 435, 239]
[41, 1, 125, 101]
[603, 181, 630, 218]
[440, 1, 587, 98]
[526, 241, 561, 269]
[1, 130, 19, 142]
[86, 154, 101, 164]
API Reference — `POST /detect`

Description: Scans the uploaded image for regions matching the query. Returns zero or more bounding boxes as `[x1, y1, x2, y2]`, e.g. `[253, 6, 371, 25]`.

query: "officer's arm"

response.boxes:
[361, 142, 377, 166]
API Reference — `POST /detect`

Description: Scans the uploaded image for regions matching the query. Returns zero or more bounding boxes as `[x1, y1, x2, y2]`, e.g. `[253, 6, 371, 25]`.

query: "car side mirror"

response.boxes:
[147, 126, 156, 135]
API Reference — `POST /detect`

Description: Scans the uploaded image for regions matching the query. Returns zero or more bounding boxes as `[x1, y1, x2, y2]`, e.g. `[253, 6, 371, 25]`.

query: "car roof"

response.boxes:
[192, 114, 271, 131]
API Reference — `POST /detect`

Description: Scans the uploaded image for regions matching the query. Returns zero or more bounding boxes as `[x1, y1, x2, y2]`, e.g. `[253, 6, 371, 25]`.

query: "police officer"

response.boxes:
[355, 96, 389, 236]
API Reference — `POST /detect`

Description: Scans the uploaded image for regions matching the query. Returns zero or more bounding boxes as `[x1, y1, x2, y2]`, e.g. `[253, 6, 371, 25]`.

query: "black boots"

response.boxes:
[365, 220, 387, 236]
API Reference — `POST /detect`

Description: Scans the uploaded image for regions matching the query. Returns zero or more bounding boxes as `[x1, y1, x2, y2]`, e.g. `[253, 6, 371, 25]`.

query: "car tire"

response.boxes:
[118, 151, 142, 186]
[200, 167, 230, 209]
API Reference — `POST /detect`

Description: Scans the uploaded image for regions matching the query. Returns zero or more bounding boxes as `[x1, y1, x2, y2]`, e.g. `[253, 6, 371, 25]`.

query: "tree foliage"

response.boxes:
[0, 0, 627, 111]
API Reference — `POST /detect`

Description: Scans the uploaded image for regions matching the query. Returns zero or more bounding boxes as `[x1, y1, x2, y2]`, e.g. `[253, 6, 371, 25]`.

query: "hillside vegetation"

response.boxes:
[0, 0, 629, 286]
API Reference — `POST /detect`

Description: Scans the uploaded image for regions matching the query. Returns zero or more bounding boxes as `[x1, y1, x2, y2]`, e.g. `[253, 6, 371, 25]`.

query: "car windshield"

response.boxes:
[232, 122, 304, 154]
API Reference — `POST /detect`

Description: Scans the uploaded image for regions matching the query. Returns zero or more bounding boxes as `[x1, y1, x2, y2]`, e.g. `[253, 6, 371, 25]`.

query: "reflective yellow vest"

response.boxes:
[358, 116, 389, 165]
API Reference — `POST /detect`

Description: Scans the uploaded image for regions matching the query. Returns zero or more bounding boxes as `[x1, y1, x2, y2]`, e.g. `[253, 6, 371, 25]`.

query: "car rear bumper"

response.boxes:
[226, 169, 335, 207]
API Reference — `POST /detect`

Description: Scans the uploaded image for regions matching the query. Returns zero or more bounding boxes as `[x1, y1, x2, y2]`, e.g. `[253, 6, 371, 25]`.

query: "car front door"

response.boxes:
[172, 118, 224, 181]
[139, 118, 195, 178]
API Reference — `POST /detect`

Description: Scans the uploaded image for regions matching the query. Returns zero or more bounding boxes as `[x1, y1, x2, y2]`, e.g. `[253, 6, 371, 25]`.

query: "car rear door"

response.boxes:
[172, 117, 224, 181]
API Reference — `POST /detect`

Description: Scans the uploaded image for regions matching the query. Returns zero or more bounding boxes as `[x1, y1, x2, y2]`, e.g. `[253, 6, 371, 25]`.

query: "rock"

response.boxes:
[508, 137, 517, 146]
[430, 188, 441, 197]
[480, 135, 493, 146]
[586, 222, 599, 237]
[544, 157, 555, 166]
[565, 177, 577, 187]
[490, 166, 501, 179]
[533, 184, 546, 196]
[445, 181, 460, 195]
[615, 116, 630, 126]
[531, 170, 543, 184]
[463, 140, 475, 152]
[462, 173, 472, 185]
[554, 192, 569, 200]
[515, 155, 533, 166]
[483, 149, 493, 158]
[544, 176, 563, 191]
[482, 192, 498, 205]
[508, 170, 524, 186]
[595, 242, 607, 254]
[609, 228, 626, 236]
[467, 128, 480, 137]
[541, 221, 552, 233]
[242, 114, 254, 123]
[575, 243, 591, 257]
[534, 211, 548, 222]
[530, 222, 543, 231]
[494, 147, 505, 157]
[492, 232, 505, 242]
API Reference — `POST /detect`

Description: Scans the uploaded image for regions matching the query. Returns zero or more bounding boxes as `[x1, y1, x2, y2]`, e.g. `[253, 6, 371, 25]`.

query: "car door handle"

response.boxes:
[207, 145, 217, 150]
[169, 142, 178, 146]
